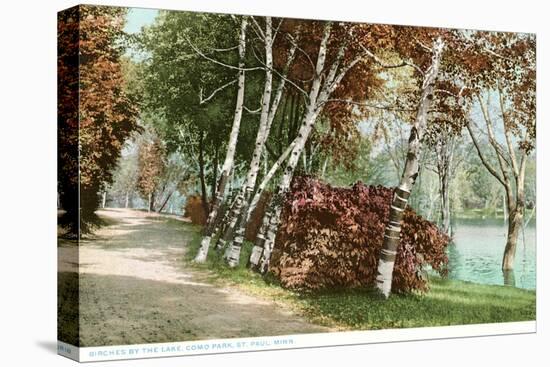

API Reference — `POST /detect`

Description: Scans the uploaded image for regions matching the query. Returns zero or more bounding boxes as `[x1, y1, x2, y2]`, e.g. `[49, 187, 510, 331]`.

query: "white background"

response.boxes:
[0, 0, 547, 366]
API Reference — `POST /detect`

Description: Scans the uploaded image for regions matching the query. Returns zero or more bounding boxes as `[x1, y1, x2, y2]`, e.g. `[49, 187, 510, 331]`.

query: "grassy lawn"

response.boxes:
[183, 223, 536, 331]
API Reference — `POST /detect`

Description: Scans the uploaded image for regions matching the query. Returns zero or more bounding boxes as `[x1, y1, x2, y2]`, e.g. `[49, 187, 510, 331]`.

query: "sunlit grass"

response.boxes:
[183, 223, 536, 330]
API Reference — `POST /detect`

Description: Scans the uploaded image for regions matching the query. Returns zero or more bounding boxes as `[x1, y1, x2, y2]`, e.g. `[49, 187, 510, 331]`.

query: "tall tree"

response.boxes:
[223, 18, 301, 267]
[58, 5, 139, 233]
[194, 17, 249, 262]
[253, 21, 389, 271]
[375, 37, 445, 298]
[458, 31, 535, 275]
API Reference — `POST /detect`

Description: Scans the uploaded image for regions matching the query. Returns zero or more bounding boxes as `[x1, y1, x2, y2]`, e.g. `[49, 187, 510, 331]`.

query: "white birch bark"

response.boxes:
[226, 17, 275, 267]
[246, 139, 296, 223]
[247, 139, 296, 268]
[256, 22, 337, 272]
[375, 38, 445, 298]
[194, 18, 248, 263]
[214, 29, 300, 254]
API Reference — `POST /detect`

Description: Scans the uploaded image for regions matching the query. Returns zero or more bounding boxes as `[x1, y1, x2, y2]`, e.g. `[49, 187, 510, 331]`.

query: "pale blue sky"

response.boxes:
[124, 8, 158, 34]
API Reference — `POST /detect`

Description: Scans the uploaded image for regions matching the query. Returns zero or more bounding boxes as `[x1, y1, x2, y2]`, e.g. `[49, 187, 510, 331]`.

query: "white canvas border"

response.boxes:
[58, 321, 536, 362]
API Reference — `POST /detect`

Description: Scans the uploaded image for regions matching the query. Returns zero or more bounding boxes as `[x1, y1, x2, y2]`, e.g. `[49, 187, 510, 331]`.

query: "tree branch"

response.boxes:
[359, 44, 424, 75]
[498, 85, 520, 178]
[466, 121, 507, 188]
[199, 79, 237, 105]
[183, 34, 264, 72]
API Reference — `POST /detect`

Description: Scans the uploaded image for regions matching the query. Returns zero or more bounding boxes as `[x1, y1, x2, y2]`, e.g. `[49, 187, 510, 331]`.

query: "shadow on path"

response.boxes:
[58, 209, 327, 347]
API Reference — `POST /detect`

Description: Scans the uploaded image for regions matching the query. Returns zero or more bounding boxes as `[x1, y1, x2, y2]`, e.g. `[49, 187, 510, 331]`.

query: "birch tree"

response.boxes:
[252, 22, 380, 271]
[375, 37, 445, 298]
[194, 17, 249, 263]
[223, 18, 301, 267]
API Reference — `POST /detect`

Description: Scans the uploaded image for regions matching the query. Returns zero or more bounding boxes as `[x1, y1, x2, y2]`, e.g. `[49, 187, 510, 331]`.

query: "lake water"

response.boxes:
[446, 218, 536, 290]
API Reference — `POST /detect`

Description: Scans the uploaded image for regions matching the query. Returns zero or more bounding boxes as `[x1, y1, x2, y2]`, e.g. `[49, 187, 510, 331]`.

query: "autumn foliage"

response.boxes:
[58, 6, 139, 232]
[270, 176, 450, 293]
[184, 195, 208, 225]
[137, 136, 165, 209]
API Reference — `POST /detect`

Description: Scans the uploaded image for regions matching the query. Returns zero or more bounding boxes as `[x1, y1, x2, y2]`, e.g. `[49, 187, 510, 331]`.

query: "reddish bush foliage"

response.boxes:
[245, 191, 273, 241]
[269, 176, 449, 293]
[184, 195, 207, 225]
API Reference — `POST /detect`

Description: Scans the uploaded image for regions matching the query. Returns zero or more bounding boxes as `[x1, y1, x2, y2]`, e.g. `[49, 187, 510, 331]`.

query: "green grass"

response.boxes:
[183, 223, 536, 331]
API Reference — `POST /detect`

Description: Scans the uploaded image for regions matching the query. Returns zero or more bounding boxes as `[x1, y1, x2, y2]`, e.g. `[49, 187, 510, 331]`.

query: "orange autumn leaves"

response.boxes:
[58, 6, 140, 222]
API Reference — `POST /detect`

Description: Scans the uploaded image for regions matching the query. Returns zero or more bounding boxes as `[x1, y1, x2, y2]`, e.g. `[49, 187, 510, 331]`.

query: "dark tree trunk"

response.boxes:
[287, 92, 296, 146]
[157, 191, 174, 213]
[198, 130, 210, 217]
[149, 191, 156, 212]
[502, 205, 523, 271]
[439, 171, 452, 236]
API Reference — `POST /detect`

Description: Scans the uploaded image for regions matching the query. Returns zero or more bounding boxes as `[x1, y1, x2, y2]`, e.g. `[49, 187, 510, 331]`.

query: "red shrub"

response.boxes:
[269, 176, 449, 293]
[183, 195, 207, 225]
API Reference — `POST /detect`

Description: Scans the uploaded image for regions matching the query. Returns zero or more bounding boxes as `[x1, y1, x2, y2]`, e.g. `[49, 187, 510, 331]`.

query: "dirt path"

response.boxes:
[58, 209, 327, 347]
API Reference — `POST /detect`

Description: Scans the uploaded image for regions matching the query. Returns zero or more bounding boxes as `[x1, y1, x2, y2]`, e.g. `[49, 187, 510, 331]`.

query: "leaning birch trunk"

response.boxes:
[375, 38, 445, 298]
[249, 205, 273, 269]
[215, 36, 298, 257]
[225, 17, 274, 267]
[255, 22, 370, 272]
[246, 139, 296, 223]
[248, 139, 296, 267]
[255, 23, 336, 272]
[194, 18, 248, 263]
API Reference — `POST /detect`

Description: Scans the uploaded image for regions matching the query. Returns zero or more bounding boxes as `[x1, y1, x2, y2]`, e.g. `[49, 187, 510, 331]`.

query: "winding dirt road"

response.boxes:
[58, 209, 326, 347]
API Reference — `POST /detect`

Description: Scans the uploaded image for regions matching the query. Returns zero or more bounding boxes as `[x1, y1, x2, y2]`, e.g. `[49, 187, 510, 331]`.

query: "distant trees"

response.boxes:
[109, 144, 139, 208]
[137, 133, 166, 212]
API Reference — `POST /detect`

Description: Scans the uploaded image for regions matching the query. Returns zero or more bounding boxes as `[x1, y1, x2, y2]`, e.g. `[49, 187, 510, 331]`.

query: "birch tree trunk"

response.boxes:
[249, 205, 273, 269]
[246, 139, 296, 223]
[194, 18, 248, 263]
[197, 130, 210, 217]
[125, 191, 129, 208]
[255, 23, 338, 272]
[376, 38, 445, 298]
[247, 140, 296, 267]
[439, 172, 451, 236]
[502, 156, 526, 271]
[225, 17, 274, 267]
[254, 22, 373, 272]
